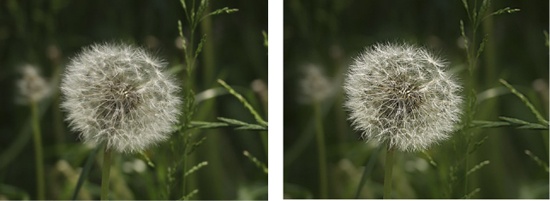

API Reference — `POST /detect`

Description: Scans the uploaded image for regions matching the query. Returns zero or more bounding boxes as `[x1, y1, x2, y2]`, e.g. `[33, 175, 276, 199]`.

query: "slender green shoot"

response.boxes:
[524, 150, 549, 173]
[218, 79, 267, 127]
[313, 102, 328, 198]
[31, 102, 45, 200]
[355, 145, 383, 198]
[72, 146, 101, 200]
[101, 146, 112, 200]
[383, 144, 395, 199]
[243, 150, 268, 174]
[499, 79, 548, 125]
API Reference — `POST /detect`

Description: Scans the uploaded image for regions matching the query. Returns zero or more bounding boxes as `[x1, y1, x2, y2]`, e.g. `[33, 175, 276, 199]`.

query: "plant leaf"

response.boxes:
[462, 188, 481, 199]
[201, 7, 239, 22]
[243, 150, 268, 174]
[218, 79, 268, 127]
[499, 79, 549, 125]
[466, 160, 490, 176]
[184, 161, 208, 177]
[190, 121, 229, 129]
[524, 150, 549, 172]
[71, 146, 100, 200]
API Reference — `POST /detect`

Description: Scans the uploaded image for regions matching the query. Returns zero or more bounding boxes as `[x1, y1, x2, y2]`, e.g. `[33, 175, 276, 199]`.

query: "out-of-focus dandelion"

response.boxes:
[298, 64, 335, 104]
[344, 42, 462, 198]
[17, 65, 51, 104]
[298, 63, 335, 198]
[61, 43, 181, 200]
[17, 64, 49, 200]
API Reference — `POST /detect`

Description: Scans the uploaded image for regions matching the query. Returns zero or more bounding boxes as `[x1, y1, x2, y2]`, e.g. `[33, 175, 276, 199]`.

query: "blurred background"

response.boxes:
[284, 0, 548, 199]
[0, 0, 267, 200]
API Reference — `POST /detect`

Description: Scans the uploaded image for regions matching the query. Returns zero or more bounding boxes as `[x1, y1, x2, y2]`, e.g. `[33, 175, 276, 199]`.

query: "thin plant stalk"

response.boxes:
[354, 145, 383, 198]
[101, 145, 112, 200]
[182, 144, 188, 198]
[313, 102, 328, 198]
[383, 144, 395, 199]
[31, 101, 45, 200]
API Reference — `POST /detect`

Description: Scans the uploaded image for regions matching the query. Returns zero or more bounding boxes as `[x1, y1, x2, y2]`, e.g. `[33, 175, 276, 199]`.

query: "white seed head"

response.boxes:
[298, 64, 334, 103]
[17, 64, 51, 103]
[61, 43, 181, 153]
[343, 43, 462, 152]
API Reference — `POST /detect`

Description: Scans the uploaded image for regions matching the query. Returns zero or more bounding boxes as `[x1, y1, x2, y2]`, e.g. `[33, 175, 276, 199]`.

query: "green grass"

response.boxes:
[284, 0, 548, 199]
[0, 0, 267, 200]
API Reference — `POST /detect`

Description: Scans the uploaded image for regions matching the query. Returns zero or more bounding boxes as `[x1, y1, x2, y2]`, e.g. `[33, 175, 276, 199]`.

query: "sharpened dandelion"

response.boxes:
[61, 43, 181, 153]
[344, 42, 462, 152]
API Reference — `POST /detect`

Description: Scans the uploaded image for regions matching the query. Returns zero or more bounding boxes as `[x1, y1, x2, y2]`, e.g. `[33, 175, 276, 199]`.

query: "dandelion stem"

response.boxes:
[383, 144, 395, 199]
[314, 102, 328, 198]
[101, 145, 112, 200]
[31, 102, 45, 200]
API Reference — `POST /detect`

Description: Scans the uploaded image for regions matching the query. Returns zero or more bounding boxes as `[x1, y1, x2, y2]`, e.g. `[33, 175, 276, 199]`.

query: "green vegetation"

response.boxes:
[284, 0, 548, 199]
[0, 0, 267, 200]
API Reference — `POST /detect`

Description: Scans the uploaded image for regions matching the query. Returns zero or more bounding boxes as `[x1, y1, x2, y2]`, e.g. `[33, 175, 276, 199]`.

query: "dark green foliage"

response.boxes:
[0, 0, 267, 200]
[284, 0, 548, 199]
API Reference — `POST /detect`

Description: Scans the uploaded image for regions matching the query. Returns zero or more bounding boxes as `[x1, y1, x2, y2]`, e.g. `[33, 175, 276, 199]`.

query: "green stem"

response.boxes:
[464, 140, 469, 197]
[31, 102, 45, 200]
[354, 145, 383, 198]
[182, 147, 187, 198]
[314, 102, 328, 198]
[200, 5, 214, 85]
[101, 145, 112, 200]
[383, 144, 395, 199]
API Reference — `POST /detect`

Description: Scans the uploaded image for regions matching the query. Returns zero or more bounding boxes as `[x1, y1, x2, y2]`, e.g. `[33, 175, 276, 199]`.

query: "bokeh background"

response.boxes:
[284, 0, 548, 199]
[0, 0, 267, 200]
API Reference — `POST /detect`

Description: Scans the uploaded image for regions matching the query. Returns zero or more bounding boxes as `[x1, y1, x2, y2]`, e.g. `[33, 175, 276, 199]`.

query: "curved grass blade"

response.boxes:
[499, 79, 548, 125]
[217, 79, 267, 127]
[354, 145, 383, 198]
[71, 146, 101, 200]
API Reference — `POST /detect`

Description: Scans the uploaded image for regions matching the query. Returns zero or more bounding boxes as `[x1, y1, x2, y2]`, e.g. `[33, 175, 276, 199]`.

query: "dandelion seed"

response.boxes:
[344, 43, 462, 152]
[61, 43, 181, 153]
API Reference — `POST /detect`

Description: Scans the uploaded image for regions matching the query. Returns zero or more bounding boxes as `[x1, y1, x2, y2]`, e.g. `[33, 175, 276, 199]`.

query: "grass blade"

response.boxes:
[499, 79, 548, 125]
[71, 146, 101, 200]
[355, 145, 383, 198]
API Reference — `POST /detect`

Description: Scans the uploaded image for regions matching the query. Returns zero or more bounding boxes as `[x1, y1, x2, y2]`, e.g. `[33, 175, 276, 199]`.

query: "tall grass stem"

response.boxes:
[354, 145, 383, 198]
[101, 145, 112, 200]
[314, 102, 328, 198]
[383, 144, 394, 199]
[31, 102, 45, 200]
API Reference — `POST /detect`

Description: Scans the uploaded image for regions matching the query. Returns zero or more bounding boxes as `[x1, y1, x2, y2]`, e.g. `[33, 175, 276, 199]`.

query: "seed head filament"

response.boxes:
[374, 78, 424, 128]
[96, 79, 141, 128]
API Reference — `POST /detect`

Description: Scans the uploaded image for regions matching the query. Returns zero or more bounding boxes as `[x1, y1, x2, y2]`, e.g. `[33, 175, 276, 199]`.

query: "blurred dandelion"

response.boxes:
[298, 63, 335, 198]
[17, 64, 49, 199]
[344, 43, 462, 152]
[17, 65, 51, 104]
[298, 64, 335, 104]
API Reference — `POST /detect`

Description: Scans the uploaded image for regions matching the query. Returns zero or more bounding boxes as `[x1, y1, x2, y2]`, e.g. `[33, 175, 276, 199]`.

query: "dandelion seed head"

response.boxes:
[298, 64, 334, 103]
[17, 64, 51, 103]
[61, 43, 181, 153]
[344, 43, 462, 152]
